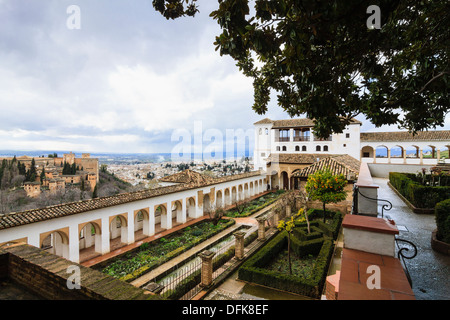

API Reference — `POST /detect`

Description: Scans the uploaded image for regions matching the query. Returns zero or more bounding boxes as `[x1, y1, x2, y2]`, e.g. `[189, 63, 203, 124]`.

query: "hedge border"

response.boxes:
[238, 210, 340, 299]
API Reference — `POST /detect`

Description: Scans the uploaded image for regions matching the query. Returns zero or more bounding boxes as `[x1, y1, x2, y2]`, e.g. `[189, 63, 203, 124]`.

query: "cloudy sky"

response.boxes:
[0, 1, 448, 156]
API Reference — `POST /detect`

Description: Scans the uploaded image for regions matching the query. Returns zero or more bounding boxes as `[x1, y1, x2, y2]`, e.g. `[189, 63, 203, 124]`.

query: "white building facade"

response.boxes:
[253, 118, 362, 171]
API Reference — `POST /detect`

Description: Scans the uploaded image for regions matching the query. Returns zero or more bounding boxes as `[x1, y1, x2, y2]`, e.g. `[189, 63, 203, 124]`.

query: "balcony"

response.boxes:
[276, 137, 290, 142]
[293, 136, 310, 142]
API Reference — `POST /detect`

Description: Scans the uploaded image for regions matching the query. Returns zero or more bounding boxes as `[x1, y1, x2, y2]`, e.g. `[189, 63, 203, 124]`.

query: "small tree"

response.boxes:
[277, 208, 304, 275]
[305, 169, 347, 223]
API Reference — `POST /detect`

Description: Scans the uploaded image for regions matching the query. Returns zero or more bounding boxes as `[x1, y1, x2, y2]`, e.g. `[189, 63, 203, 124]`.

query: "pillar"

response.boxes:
[149, 206, 155, 236]
[387, 148, 391, 163]
[199, 250, 216, 288]
[234, 231, 246, 260]
[181, 198, 187, 223]
[127, 211, 135, 245]
[403, 148, 407, 164]
[101, 217, 110, 254]
[68, 226, 80, 263]
[273, 211, 279, 227]
[257, 217, 267, 241]
[420, 149, 423, 164]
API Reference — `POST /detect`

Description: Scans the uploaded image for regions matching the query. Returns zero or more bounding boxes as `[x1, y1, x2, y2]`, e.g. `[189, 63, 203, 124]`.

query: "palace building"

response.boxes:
[253, 117, 450, 189]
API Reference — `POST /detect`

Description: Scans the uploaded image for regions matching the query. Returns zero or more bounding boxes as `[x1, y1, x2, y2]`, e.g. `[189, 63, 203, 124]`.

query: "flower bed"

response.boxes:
[99, 219, 235, 282]
[225, 190, 285, 218]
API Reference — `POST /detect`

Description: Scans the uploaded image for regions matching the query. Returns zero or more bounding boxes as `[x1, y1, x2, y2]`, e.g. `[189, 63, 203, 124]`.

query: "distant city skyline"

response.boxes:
[1, 1, 449, 155]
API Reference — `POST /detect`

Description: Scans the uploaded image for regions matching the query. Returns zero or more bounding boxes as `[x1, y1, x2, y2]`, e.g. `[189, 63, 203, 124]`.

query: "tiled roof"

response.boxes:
[159, 169, 215, 185]
[254, 117, 362, 128]
[266, 153, 338, 164]
[292, 155, 360, 178]
[360, 130, 450, 142]
[0, 171, 262, 230]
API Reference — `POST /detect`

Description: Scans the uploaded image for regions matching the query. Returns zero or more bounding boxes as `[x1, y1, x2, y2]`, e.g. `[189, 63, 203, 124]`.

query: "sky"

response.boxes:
[0, 0, 448, 156]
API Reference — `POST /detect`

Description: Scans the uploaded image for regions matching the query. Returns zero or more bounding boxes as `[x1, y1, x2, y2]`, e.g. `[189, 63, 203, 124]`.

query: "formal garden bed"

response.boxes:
[96, 218, 235, 282]
[225, 190, 285, 218]
[238, 209, 342, 299]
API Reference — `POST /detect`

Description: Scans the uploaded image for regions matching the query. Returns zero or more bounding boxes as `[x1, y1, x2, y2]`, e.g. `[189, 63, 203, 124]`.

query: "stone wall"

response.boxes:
[0, 244, 160, 300]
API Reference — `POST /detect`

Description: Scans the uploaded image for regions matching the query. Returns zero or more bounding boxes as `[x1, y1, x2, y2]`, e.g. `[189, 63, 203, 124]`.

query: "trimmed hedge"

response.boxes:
[238, 231, 334, 299]
[435, 199, 450, 244]
[389, 172, 450, 209]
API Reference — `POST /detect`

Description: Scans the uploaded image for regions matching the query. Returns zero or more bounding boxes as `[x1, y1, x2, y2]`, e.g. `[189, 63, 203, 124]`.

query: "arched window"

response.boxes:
[316, 145, 321, 152]
[282, 146, 287, 151]
[265, 128, 268, 135]
[276, 146, 280, 151]
[302, 146, 307, 152]
[295, 146, 300, 151]
[324, 145, 329, 152]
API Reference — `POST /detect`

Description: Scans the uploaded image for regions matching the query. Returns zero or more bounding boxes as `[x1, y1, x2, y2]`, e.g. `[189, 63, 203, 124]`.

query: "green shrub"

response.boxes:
[389, 172, 450, 209]
[238, 231, 335, 299]
[435, 199, 450, 244]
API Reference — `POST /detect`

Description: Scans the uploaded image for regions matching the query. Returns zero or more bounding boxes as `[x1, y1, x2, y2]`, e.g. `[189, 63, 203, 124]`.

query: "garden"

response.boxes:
[389, 171, 450, 210]
[96, 218, 235, 282]
[238, 208, 343, 299]
[225, 189, 285, 218]
[95, 190, 286, 283]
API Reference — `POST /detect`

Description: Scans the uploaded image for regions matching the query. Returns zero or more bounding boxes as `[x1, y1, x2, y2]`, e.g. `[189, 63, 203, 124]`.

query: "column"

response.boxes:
[127, 211, 135, 245]
[68, 226, 80, 263]
[257, 217, 266, 241]
[149, 206, 155, 236]
[199, 250, 216, 288]
[181, 198, 187, 223]
[403, 148, 407, 164]
[420, 149, 423, 164]
[165, 202, 172, 230]
[101, 217, 110, 254]
[387, 148, 391, 164]
[273, 211, 279, 227]
[234, 231, 246, 260]
[286, 205, 291, 218]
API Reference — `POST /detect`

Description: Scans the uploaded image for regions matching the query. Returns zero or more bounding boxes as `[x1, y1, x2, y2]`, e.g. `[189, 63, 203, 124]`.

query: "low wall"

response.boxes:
[368, 163, 434, 178]
[0, 244, 160, 300]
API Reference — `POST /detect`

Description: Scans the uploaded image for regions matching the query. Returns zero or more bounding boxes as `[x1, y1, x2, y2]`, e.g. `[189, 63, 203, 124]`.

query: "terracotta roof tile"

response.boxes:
[293, 154, 360, 179]
[361, 130, 450, 142]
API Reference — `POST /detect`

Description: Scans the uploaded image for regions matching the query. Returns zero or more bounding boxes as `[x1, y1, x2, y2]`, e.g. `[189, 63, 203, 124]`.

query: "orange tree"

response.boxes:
[305, 169, 347, 222]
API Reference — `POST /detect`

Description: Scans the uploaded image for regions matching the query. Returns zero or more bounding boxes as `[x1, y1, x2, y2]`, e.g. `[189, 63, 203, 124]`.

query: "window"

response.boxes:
[302, 146, 307, 152]
[343, 144, 347, 147]
[324, 146, 329, 152]
[282, 146, 287, 151]
[265, 128, 268, 135]
[316, 146, 321, 152]
[346, 133, 350, 138]
[363, 152, 370, 158]
[295, 146, 300, 151]
[276, 146, 280, 151]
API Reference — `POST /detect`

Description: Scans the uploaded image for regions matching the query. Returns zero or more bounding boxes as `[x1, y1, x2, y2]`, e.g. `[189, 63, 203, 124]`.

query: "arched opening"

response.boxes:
[238, 185, 243, 201]
[295, 145, 300, 152]
[390, 145, 404, 158]
[134, 209, 150, 237]
[375, 145, 388, 158]
[172, 200, 183, 224]
[361, 146, 374, 158]
[110, 215, 128, 244]
[316, 145, 321, 152]
[280, 171, 289, 190]
[41, 230, 70, 259]
[187, 197, 196, 218]
[323, 145, 329, 152]
[155, 205, 167, 230]
[302, 146, 307, 152]
[282, 146, 287, 151]
[203, 194, 211, 215]
[79, 221, 102, 254]
[216, 190, 223, 209]
[224, 188, 231, 207]
[244, 183, 249, 199]
[231, 186, 237, 203]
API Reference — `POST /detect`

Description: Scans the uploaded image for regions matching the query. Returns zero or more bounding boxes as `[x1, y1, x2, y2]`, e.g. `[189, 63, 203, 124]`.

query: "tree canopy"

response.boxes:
[152, 0, 449, 137]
